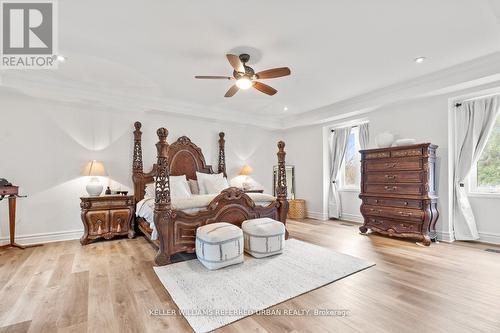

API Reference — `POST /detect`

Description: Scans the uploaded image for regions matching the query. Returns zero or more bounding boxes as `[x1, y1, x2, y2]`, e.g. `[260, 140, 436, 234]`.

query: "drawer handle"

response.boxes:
[385, 163, 397, 168]
[384, 186, 397, 191]
[398, 212, 413, 217]
[385, 175, 396, 180]
[369, 208, 382, 213]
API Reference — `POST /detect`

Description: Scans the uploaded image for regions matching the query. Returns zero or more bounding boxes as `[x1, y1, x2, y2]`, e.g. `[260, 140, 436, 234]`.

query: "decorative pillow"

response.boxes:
[205, 176, 229, 194]
[170, 175, 191, 199]
[188, 179, 200, 195]
[196, 172, 223, 194]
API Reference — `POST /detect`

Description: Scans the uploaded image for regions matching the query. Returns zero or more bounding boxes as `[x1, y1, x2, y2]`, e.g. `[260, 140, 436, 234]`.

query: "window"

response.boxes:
[339, 127, 361, 190]
[469, 113, 500, 194]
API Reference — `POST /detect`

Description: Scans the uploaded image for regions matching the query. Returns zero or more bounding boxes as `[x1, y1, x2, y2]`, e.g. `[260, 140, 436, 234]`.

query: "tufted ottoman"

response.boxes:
[241, 218, 286, 258]
[195, 222, 244, 270]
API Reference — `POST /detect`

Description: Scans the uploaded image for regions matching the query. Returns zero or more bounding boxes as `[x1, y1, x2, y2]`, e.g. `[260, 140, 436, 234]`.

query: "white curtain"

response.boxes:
[454, 96, 500, 240]
[328, 126, 352, 218]
[358, 122, 370, 149]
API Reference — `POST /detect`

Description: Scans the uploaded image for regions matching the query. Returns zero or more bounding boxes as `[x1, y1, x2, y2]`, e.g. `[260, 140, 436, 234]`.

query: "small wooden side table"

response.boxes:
[0, 186, 42, 249]
[80, 195, 135, 245]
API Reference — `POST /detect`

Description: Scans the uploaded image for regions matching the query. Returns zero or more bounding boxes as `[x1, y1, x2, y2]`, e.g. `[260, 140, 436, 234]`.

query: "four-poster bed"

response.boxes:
[132, 122, 289, 266]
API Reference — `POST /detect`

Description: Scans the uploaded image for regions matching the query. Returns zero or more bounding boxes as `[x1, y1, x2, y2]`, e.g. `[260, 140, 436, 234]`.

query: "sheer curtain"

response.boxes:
[328, 126, 352, 218]
[358, 122, 370, 149]
[454, 96, 500, 240]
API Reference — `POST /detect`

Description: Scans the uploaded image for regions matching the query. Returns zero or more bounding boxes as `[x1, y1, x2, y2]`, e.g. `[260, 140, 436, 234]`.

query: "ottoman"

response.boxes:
[195, 222, 244, 270]
[241, 218, 286, 258]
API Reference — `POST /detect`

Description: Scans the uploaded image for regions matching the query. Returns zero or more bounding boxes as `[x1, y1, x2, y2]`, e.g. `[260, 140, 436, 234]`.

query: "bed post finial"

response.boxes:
[276, 141, 289, 237]
[218, 132, 226, 177]
[154, 127, 173, 266]
[133, 121, 143, 174]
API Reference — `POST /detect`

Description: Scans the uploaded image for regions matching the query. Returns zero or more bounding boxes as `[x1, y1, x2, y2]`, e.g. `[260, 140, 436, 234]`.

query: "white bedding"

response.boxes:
[136, 193, 276, 240]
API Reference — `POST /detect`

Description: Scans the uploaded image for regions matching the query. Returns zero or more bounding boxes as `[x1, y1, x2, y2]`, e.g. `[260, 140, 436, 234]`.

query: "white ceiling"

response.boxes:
[3, 0, 500, 127]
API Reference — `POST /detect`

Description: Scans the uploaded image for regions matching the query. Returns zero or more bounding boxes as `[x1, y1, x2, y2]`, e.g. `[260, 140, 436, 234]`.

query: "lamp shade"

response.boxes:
[239, 165, 253, 176]
[82, 160, 107, 177]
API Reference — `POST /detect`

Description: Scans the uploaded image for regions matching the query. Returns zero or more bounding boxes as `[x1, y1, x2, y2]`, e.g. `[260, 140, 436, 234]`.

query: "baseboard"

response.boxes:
[436, 230, 455, 243]
[478, 231, 500, 245]
[307, 211, 328, 221]
[0, 229, 83, 246]
[339, 213, 363, 224]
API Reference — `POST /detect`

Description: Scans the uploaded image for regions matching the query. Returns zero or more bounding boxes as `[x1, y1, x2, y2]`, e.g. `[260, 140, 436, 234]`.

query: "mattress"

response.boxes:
[136, 193, 276, 240]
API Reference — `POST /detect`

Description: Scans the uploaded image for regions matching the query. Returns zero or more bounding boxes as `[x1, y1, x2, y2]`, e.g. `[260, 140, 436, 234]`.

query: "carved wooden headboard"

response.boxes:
[132, 122, 226, 203]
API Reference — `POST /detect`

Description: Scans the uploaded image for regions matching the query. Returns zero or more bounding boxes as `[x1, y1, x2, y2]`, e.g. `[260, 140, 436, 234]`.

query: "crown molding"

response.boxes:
[280, 51, 500, 129]
[2, 51, 500, 131]
[0, 72, 284, 129]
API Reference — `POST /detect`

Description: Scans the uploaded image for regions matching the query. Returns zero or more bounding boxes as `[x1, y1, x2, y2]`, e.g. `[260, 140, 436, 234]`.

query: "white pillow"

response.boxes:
[205, 176, 230, 194]
[170, 175, 191, 199]
[196, 172, 224, 194]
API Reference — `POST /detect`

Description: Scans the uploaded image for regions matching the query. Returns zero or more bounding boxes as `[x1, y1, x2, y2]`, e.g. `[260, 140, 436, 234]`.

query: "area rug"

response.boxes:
[153, 239, 374, 333]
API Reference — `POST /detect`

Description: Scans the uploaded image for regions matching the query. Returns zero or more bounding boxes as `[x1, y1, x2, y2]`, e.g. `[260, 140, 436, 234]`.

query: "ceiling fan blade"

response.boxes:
[256, 67, 291, 79]
[195, 75, 233, 80]
[226, 54, 245, 73]
[253, 82, 277, 96]
[224, 85, 239, 97]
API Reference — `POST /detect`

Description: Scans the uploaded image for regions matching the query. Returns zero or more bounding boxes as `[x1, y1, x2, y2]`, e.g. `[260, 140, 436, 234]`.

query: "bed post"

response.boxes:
[218, 132, 227, 177]
[133, 121, 144, 203]
[276, 141, 289, 238]
[154, 128, 173, 266]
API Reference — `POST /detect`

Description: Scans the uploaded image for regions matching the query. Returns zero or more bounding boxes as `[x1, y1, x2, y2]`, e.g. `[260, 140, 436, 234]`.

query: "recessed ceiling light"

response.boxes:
[56, 55, 66, 62]
[283, 106, 288, 111]
[414, 57, 426, 64]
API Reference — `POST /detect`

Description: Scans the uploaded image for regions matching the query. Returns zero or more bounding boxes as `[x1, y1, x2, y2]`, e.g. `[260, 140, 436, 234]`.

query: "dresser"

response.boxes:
[80, 195, 135, 245]
[358, 143, 439, 246]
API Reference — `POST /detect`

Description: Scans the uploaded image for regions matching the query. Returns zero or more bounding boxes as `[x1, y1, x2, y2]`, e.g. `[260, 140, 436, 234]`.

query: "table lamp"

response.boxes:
[239, 165, 253, 190]
[82, 160, 107, 196]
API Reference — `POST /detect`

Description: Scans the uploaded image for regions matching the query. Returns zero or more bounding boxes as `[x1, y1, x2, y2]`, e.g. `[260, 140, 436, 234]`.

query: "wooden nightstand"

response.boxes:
[80, 195, 135, 245]
[243, 189, 264, 193]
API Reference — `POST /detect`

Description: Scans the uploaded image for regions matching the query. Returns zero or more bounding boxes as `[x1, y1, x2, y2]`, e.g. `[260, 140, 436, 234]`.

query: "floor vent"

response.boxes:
[485, 248, 500, 254]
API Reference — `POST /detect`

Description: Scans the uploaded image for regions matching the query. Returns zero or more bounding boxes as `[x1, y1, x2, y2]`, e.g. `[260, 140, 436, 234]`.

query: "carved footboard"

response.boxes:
[152, 128, 288, 266]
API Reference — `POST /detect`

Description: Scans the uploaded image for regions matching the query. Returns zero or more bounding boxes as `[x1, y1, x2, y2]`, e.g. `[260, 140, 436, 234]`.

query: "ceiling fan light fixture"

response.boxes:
[236, 77, 252, 90]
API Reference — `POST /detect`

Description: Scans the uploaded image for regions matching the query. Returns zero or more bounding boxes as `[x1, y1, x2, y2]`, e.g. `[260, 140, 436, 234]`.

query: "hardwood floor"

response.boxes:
[1, 219, 499, 333]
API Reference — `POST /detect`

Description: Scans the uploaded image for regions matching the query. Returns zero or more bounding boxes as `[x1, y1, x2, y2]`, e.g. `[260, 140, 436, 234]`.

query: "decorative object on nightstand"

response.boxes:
[82, 160, 107, 196]
[288, 199, 307, 219]
[80, 195, 135, 245]
[239, 164, 254, 190]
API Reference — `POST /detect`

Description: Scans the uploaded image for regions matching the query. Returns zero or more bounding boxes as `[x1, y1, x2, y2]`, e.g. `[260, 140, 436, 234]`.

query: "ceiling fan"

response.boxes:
[195, 53, 291, 97]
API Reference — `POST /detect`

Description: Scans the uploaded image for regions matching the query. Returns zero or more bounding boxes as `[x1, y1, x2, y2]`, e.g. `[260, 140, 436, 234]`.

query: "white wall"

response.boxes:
[283, 90, 500, 244]
[0, 90, 282, 244]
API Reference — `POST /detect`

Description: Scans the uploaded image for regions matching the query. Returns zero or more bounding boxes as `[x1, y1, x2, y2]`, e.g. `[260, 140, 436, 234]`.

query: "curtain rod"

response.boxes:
[455, 92, 500, 108]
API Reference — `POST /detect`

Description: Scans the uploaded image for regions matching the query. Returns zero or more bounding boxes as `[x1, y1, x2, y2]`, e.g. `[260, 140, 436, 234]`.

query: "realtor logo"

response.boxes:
[1, 0, 58, 69]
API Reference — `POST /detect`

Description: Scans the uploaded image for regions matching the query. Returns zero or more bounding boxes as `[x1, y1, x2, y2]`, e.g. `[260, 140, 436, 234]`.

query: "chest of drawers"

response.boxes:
[358, 143, 439, 246]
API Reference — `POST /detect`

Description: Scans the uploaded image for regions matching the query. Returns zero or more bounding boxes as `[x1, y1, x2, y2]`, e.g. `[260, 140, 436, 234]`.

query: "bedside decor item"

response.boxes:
[376, 131, 395, 148]
[195, 222, 244, 270]
[80, 195, 135, 245]
[242, 218, 285, 258]
[82, 160, 107, 196]
[358, 143, 439, 246]
[288, 199, 307, 219]
[154, 239, 374, 333]
[273, 165, 295, 199]
[239, 164, 254, 190]
[0, 184, 42, 249]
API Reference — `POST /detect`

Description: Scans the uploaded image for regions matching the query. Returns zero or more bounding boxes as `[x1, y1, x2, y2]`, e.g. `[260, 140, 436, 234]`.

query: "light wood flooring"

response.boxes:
[1, 219, 500, 333]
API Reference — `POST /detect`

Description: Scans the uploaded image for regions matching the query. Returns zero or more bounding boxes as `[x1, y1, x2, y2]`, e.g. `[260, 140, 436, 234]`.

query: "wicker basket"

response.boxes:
[288, 199, 307, 219]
